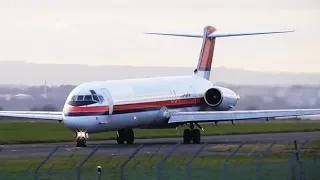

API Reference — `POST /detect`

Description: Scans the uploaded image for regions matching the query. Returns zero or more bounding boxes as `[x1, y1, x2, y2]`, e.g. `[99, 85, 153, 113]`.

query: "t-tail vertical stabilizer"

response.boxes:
[145, 26, 295, 80]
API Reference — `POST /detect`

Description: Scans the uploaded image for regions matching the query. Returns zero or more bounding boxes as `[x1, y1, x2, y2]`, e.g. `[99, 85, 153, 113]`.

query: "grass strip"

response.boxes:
[0, 121, 319, 144]
[0, 154, 315, 172]
[1, 154, 319, 180]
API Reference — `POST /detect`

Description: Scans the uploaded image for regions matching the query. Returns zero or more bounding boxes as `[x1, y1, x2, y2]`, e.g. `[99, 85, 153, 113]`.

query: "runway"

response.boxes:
[1, 131, 320, 159]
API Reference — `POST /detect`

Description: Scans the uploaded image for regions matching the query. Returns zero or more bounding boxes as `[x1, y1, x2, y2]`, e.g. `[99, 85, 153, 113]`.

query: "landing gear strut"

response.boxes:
[116, 129, 135, 144]
[183, 123, 202, 144]
[75, 131, 88, 147]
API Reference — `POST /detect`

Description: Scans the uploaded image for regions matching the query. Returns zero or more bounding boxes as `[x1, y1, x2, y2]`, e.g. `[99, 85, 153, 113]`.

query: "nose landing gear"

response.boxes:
[74, 131, 88, 147]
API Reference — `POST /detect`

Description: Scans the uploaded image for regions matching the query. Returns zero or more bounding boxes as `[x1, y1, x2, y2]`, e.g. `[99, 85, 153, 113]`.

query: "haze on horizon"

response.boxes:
[0, 0, 319, 73]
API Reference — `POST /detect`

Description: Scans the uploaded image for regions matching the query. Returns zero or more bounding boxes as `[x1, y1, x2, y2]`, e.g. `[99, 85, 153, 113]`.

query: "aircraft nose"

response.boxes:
[63, 116, 98, 132]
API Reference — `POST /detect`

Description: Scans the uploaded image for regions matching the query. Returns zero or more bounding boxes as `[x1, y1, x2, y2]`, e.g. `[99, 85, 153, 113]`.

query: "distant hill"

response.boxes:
[0, 61, 320, 86]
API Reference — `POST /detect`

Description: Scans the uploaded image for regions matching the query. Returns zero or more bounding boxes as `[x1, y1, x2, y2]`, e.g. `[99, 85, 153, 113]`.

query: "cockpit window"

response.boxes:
[71, 95, 77, 101]
[93, 95, 99, 102]
[84, 95, 92, 101]
[98, 95, 104, 102]
[68, 91, 105, 106]
[77, 95, 84, 101]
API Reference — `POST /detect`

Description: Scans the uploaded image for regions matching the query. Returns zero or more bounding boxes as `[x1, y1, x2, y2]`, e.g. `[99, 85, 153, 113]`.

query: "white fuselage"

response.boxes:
[62, 75, 226, 133]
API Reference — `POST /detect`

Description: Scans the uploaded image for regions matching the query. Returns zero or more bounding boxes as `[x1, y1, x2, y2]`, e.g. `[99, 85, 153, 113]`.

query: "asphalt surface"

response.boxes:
[1, 132, 320, 159]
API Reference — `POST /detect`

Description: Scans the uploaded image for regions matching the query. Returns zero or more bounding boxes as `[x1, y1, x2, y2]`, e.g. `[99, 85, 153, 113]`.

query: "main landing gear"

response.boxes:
[116, 129, 135, 144]
[75, 131, 88, 147]
[183, 122, 203, 144]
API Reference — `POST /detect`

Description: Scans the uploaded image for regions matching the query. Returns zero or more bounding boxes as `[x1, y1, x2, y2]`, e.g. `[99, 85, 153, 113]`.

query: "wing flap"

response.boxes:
[168, 109, 320, 124]
[0, 111, 63, 121]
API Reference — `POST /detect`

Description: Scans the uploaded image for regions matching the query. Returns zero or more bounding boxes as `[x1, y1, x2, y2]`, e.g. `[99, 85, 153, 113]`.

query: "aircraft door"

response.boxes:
[95, 88, 113, 124]
[172, 90, 177, 103]
[101, 88, 113, 115]
[188, 85, 196, 105]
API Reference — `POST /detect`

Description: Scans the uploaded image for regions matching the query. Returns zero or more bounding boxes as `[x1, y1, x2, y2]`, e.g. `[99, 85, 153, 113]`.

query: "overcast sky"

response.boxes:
[0, 0, 319, 73]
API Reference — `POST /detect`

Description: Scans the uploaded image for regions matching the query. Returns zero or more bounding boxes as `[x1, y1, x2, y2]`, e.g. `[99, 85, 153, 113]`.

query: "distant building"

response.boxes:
[12, 93, 33, 100]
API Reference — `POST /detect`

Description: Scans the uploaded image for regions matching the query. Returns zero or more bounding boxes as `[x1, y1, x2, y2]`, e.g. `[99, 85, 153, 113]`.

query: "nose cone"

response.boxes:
[63, 116, 99, 133]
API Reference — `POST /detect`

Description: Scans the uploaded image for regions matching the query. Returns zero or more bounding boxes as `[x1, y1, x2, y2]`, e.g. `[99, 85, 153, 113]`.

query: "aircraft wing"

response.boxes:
[168, 109, 320, 124]
[0, 111, 63, 121]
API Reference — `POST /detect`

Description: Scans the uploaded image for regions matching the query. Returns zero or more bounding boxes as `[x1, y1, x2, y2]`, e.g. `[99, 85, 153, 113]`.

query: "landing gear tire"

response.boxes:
[117, 130, 125, 144]
[126, 129, 134, 144]
[76, 138, 87, 147]
[117, 129, 135, 144]
[192, 129, 201, 144]
[183, 129, 201, 144]
[183, 129, 192, 144]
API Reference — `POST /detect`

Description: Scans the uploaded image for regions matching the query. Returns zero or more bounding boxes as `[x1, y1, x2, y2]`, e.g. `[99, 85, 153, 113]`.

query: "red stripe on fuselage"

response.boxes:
[114, 98, 200, 111]
[65, 98, 202, 114]
[67, 106, 109, 113]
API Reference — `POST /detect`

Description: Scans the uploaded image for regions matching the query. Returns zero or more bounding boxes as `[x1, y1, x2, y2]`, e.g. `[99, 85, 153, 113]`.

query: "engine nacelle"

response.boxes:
[203, 86, 240, 111]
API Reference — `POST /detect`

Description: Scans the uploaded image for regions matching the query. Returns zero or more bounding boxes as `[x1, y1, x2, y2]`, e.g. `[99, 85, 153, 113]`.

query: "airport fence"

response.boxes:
[0, 139, 319, 180]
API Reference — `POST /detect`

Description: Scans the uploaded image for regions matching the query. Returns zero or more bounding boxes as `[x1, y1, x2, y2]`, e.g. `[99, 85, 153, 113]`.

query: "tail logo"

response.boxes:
[197, 26, 217, 72]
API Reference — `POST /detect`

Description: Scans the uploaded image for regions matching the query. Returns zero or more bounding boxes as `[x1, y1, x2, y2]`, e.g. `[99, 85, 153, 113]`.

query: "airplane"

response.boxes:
[1, 25, 320, 147]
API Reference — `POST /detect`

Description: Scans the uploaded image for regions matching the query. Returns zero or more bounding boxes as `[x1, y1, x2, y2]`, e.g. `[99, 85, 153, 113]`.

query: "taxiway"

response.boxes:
[0, 132, 319, 159]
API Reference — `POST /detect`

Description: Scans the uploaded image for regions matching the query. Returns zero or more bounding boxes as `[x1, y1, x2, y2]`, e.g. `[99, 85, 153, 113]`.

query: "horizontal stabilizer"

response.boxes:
[145, 29, 295, 39]
[208, 30, 295, 38]
[144, 32, 203, 38]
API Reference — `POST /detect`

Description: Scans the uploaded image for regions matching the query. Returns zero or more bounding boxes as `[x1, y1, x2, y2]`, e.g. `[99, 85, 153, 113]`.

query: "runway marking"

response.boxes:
[65, 147, 80, 151]
[0, 132, 319, 158]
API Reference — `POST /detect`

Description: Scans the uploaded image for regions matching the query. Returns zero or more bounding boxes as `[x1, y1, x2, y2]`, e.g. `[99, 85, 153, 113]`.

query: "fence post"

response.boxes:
[288, 139, 309, 180]
[294, 140, 301, 180]
[255, 141, 276, 180]
[224, 141, 245, 180]
[76, 145, 100, 180]
[120, 144, 144, 180]
[34, 145, 59, 180]
[294, 139, 310, 180]
[185, 143, 207, 180]
[156, 143, 180, 180]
